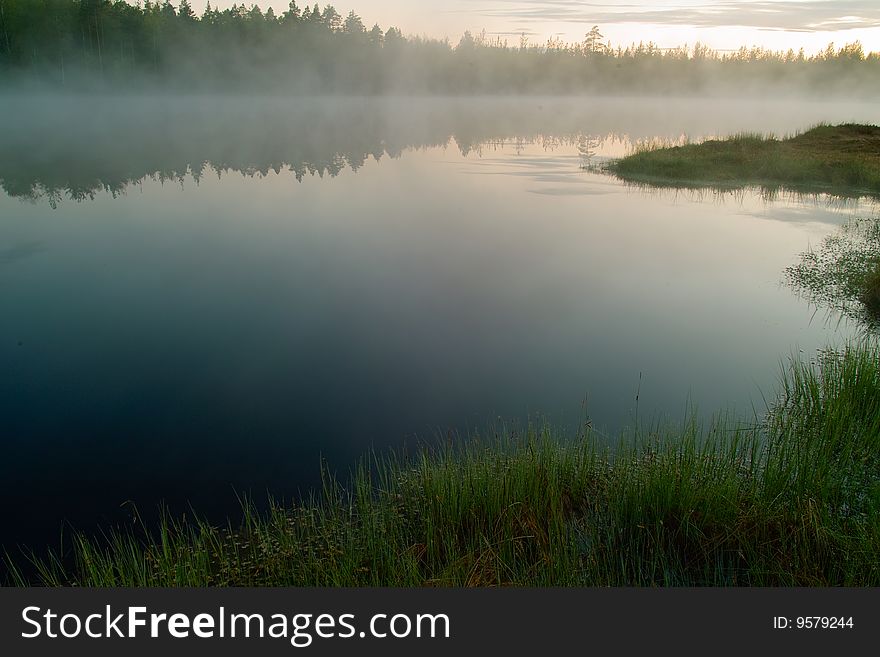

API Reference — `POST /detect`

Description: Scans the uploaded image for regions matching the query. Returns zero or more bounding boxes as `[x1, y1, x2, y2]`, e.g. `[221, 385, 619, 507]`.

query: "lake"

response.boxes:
[0, 95, 875, 554]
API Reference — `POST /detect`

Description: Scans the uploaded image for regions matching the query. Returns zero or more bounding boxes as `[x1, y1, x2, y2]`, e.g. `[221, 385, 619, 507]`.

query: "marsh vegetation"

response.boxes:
[786, 214, 880, 328]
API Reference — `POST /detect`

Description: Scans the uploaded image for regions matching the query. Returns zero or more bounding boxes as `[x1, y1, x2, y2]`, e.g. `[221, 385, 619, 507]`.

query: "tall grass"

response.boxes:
[8, 342, 880, 586]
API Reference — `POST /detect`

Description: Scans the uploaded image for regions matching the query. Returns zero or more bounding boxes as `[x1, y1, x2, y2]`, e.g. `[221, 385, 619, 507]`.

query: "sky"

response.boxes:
[189, 0, 880, 54]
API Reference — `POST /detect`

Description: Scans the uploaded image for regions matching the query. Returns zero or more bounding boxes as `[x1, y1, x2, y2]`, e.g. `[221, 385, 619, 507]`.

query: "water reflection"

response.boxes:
[2, 95, 878, 206]
[0, 241, 46, 266]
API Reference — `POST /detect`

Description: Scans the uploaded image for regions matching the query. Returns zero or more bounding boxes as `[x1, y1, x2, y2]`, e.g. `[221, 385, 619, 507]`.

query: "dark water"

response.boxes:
[0, 96, 875, 557]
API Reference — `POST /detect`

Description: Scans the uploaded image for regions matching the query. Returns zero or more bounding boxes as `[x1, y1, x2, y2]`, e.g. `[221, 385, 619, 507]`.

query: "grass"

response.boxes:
[605, 123, 880, 198]
[8, 342, 880, 587]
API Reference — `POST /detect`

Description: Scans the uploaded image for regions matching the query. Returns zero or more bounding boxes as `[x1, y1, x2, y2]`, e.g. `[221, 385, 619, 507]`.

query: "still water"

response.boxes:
[0, 96, 875, 551]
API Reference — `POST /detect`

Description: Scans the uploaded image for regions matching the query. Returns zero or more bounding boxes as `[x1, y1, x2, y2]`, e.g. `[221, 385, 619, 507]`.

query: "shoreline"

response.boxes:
[8, 342, 879, 587]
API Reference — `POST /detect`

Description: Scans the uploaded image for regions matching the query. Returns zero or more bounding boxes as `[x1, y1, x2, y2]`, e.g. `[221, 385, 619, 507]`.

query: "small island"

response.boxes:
[608, 123, 880, 319]
[606, 123, 880, 198]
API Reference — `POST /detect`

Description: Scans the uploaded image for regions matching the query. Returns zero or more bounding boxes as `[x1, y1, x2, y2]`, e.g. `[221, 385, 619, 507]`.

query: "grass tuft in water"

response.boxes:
[785, 215, 880, 327]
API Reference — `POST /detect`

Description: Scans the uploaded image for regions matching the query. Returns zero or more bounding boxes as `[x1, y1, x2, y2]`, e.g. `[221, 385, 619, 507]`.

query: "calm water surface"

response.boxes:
[0, 96, 875, 552]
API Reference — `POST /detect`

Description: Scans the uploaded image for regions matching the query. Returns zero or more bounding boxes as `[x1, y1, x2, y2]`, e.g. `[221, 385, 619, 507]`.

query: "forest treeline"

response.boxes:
[1, 0, 879, 93]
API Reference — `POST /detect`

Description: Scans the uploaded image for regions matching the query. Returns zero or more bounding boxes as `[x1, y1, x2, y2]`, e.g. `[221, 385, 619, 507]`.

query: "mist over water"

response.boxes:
[1, 95, 876, 555]
[3, 95, 879, 204]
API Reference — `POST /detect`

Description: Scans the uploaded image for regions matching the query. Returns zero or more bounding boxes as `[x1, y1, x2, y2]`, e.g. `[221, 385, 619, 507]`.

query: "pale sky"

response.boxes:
[189, 0, 880, 54]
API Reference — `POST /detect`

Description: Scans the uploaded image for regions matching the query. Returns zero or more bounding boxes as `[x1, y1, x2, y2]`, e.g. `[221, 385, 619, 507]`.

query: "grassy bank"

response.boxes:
[8, 342, 880, 586]
[606, 123, 880, 198]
